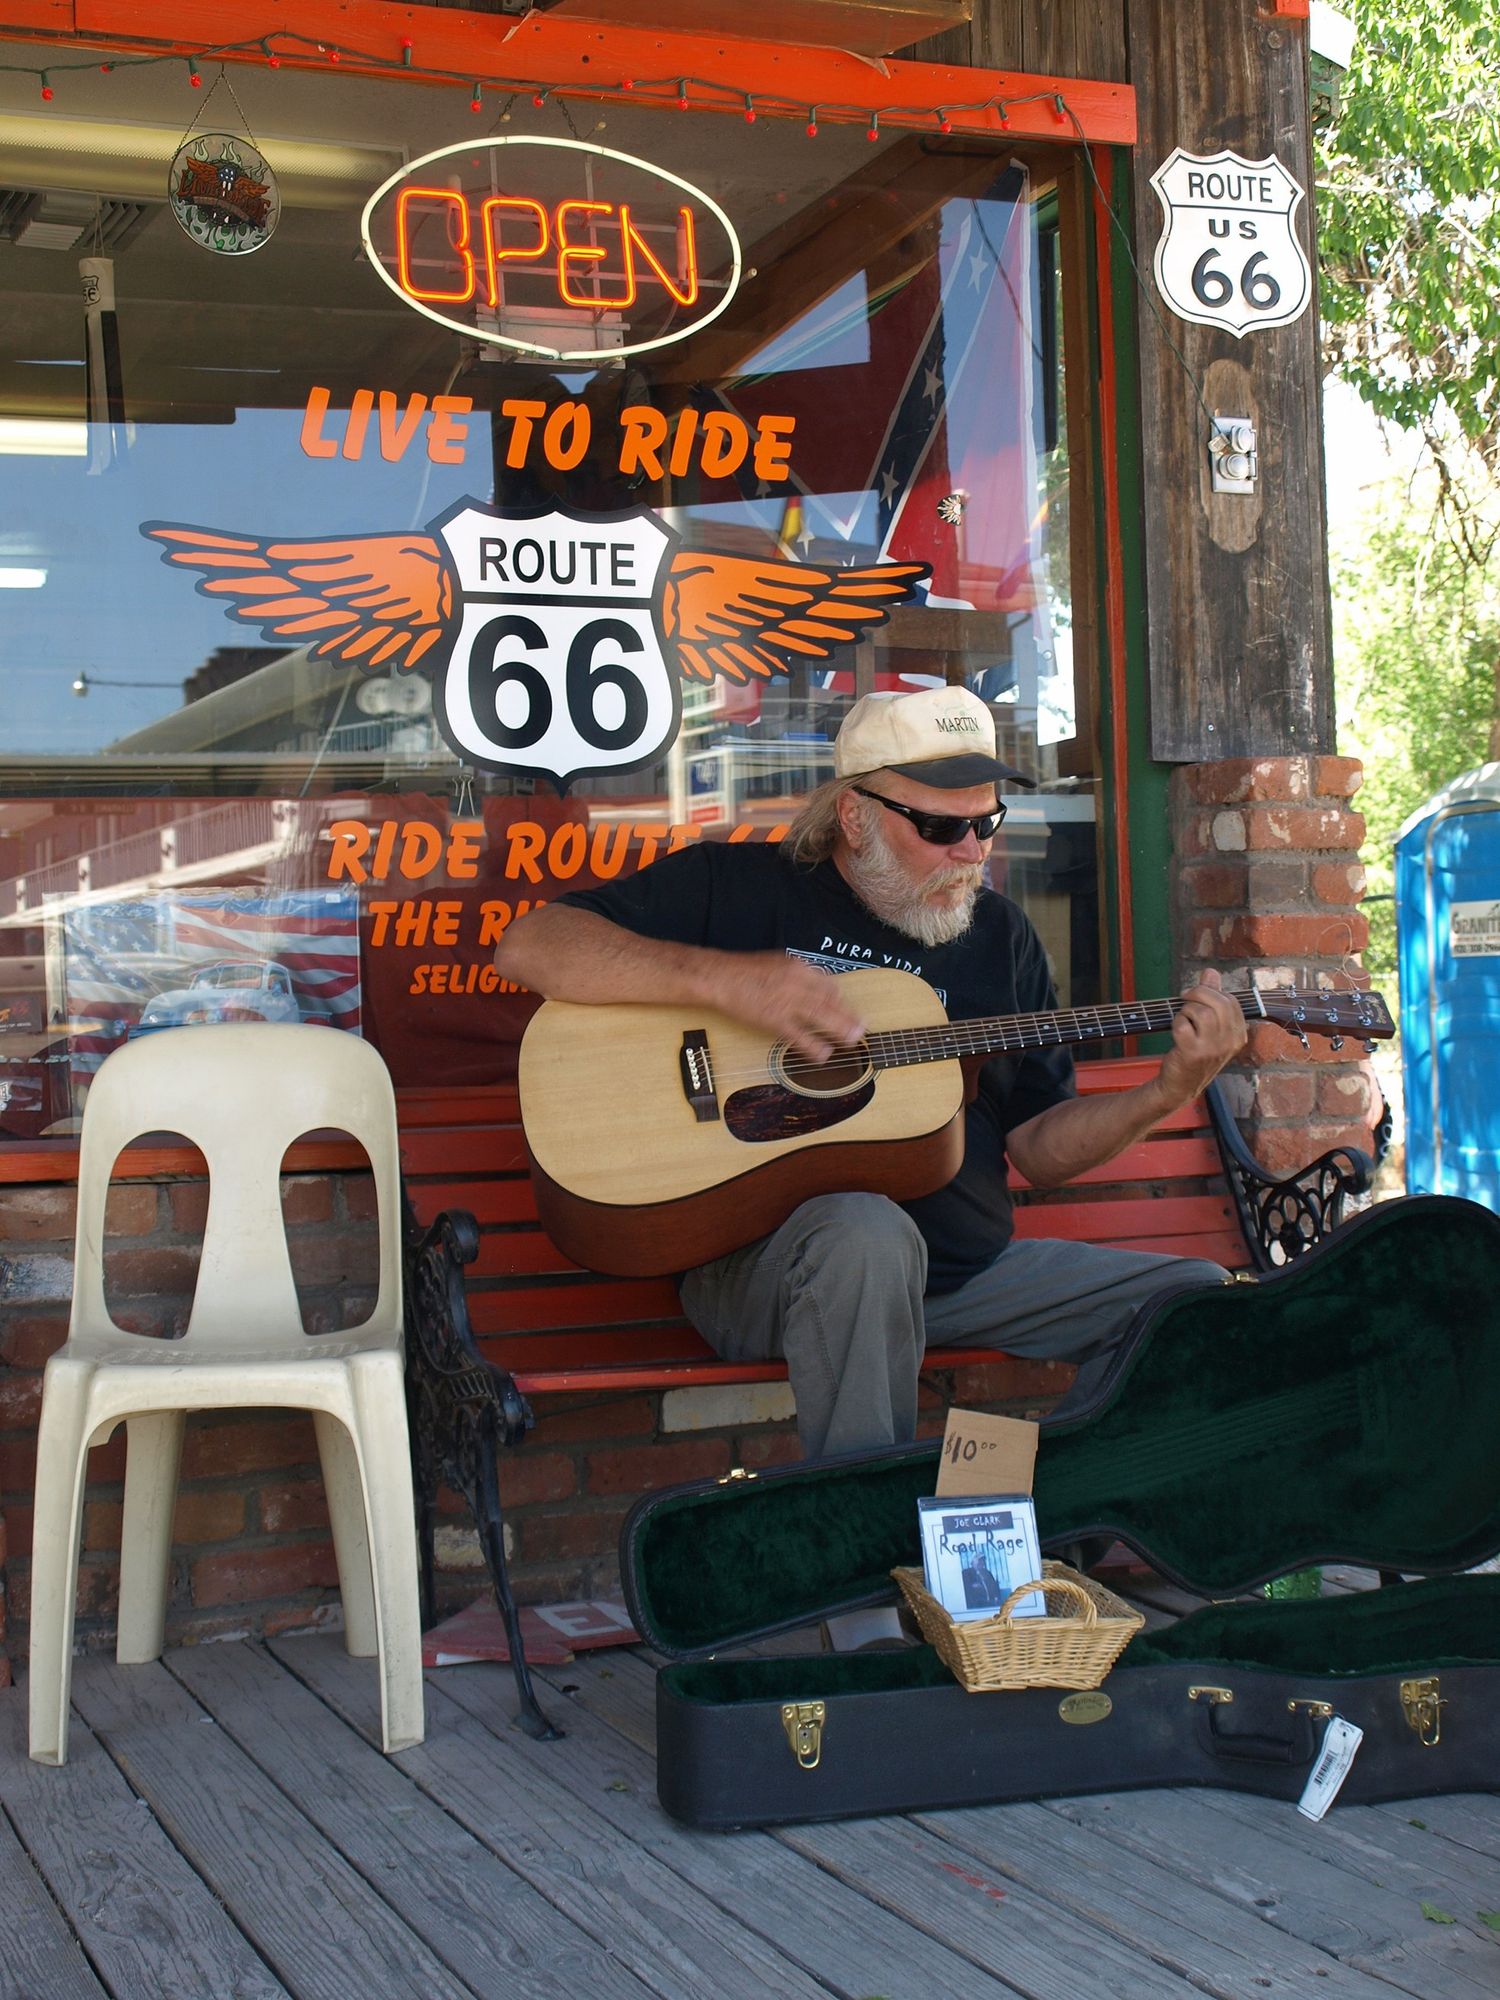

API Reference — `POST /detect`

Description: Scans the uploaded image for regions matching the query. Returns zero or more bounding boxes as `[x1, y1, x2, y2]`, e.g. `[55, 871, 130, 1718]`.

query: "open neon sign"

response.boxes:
[361, 137, 741, 360]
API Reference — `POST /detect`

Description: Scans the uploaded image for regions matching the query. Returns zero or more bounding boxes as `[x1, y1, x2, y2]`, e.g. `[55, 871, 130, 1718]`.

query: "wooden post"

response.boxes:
[1125, 0, 1333, 761]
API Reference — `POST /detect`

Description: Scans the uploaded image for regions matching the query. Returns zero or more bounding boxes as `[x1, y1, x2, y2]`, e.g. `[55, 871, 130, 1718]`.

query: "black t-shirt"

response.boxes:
[562, 841, 1074, 1293]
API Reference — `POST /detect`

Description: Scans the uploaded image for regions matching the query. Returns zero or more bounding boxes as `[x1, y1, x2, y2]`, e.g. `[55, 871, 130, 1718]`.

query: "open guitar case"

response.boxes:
[618, 1195, 1500, 1830]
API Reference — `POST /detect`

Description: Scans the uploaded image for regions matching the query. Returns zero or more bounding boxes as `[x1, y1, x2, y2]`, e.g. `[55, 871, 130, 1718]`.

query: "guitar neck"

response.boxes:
[864, 992, 1264, 1070]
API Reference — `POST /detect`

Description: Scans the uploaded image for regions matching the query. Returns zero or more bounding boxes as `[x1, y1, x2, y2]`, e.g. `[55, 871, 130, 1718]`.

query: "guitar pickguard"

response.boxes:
[723, 1079, 876, 1143]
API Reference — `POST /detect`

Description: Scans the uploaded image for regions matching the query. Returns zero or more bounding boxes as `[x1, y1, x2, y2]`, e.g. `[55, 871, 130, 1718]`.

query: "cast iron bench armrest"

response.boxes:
[1203, 1078, 1374, 1274]
[401, 1196, 559, 1739]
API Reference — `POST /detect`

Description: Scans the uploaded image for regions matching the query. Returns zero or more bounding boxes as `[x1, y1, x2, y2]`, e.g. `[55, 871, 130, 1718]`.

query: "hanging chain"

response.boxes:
[175, 64, 264, 153]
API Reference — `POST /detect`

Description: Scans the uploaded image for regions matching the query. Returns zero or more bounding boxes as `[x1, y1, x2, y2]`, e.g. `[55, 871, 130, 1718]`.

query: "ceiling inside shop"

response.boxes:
[0, 42, 1035, 426]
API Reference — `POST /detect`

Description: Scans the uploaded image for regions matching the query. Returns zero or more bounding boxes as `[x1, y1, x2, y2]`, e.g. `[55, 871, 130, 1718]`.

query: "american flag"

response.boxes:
[62, 889, 361, 1086]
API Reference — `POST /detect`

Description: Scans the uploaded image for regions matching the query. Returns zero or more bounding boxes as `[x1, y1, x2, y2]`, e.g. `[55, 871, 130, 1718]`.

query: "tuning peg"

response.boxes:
[1329, 1035, 1344, 1052]
[1295, 1027, 1310, 1051]
[1362, 1039, 1376, 1056]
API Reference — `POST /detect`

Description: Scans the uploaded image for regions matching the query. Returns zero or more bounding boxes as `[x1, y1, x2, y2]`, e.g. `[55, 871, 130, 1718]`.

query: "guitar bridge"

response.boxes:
[678, 1030, 720, 1123]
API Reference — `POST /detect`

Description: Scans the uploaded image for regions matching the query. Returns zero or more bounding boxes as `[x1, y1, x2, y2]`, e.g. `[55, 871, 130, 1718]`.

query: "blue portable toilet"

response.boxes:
[1395, 764, 1500, 1205]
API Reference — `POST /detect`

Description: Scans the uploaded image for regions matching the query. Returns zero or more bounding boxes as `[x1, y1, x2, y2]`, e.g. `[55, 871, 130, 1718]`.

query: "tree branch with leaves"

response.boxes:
[1317, 0, 1500, 565]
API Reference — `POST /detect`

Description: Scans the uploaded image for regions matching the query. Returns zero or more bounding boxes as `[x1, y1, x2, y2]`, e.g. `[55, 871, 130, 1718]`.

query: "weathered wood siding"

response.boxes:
[1125, 0, 1332, 760]
[909, 0, 1331, 763]
[906, 1, 1128, 79]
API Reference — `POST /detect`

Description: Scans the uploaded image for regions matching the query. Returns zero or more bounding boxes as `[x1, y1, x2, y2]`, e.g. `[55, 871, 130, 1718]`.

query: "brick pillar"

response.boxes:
[1172, 756, 1376, 1175]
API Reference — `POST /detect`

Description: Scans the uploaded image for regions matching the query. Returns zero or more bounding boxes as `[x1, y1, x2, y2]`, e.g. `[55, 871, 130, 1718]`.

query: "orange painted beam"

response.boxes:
[0, 1, 1136, 142]
[1, 1, 72, 29]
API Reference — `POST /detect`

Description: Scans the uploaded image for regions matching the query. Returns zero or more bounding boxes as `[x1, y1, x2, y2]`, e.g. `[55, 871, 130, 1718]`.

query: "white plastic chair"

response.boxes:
[28, 1022, 424, 1764]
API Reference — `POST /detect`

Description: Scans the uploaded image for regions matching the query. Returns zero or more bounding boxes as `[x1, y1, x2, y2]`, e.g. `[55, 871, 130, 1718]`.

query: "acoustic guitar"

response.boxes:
[518, 966, 1394, 1277]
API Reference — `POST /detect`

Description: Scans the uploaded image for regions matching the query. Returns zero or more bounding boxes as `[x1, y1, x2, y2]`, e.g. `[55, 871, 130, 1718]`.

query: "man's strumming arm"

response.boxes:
[495, 902, 866, 1062]
[495, 902, 719, 1008]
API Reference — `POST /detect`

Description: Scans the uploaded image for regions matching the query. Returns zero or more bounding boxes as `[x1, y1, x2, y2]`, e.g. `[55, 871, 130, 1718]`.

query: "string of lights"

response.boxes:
[2, 27, 1091, 139]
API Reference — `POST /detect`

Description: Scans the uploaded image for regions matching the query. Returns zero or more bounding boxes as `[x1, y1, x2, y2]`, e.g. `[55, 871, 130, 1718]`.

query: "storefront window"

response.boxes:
[1, 50, 1098, 1134]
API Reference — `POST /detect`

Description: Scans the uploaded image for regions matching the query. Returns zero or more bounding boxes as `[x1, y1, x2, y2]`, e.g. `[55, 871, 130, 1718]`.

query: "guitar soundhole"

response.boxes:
[769, 1042, 875, 1100]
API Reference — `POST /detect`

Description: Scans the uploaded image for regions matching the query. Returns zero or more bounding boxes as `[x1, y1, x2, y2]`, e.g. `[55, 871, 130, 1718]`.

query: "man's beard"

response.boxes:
[843, 803, 985, 947]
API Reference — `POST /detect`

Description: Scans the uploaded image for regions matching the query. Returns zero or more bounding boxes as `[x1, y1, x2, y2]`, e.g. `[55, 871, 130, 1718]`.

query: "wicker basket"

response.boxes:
[892, 1558, 1144, 1693]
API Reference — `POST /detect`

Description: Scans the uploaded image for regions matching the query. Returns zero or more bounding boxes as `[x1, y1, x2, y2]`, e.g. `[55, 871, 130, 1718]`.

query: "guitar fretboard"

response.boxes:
[863, 993, 1266, 1070]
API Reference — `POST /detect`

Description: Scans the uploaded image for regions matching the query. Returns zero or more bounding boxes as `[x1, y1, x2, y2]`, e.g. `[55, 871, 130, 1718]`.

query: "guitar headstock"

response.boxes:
[1256, 988, 1395, 1045]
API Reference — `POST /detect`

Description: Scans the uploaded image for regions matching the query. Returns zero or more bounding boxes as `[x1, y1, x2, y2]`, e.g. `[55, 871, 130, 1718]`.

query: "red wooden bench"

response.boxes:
[397, 1058, 1372, 1734]
[401, 1058, 1265, 1391]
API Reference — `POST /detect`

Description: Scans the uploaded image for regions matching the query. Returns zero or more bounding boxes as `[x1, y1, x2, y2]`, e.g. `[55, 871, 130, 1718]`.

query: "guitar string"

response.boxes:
[691, 991, 1382, 1091]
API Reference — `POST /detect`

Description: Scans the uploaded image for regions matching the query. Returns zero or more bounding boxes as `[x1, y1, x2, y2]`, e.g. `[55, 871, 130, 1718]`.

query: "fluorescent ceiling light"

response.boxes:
[0, 419, 87, 456]
[5, 113, 399, 185]
[0, 568, 47, 588]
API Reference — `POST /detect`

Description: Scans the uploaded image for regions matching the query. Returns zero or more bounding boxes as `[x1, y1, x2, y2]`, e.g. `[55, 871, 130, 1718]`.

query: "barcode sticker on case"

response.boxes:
[1297, 1716, 1364, 1821]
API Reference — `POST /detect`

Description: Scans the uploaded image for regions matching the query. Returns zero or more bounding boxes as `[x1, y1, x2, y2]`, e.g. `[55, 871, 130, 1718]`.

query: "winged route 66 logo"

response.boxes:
[1149, 148, 1311, 338]
[142, 502, 928, 789]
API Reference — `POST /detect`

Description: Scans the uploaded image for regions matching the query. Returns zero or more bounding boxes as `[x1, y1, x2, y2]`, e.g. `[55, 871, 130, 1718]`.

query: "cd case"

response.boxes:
[918, 1495, 1044, 1621]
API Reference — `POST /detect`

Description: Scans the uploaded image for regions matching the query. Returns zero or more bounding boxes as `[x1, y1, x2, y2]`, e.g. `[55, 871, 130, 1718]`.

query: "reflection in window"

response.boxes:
[0, 55, 1099, 1133]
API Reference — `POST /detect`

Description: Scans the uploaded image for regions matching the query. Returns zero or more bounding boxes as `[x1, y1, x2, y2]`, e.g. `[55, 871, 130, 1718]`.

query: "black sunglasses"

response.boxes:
[853, 787, 1007, 845]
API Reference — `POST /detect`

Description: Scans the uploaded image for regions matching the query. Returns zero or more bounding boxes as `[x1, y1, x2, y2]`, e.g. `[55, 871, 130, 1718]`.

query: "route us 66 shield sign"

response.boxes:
[1149, 148, 1312, 337]
[433, 499, 681, 790]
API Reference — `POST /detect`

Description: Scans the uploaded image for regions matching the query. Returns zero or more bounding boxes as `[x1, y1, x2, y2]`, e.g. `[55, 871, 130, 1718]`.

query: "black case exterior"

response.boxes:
[623, 1195, 1500, 1830]
[656, 1658, 1500, 1834]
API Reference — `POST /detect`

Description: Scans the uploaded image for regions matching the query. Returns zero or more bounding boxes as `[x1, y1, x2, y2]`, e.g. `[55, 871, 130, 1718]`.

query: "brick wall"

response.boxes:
[1172, 755, 1377, 1173]
[419, 1357, 1070, 1620]
[0, 1163, 1071, 1661]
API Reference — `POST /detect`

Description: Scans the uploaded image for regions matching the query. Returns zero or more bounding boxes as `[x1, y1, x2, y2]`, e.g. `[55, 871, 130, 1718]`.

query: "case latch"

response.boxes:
[717, 1467, 758, 1485]
[1187, 1685, 1234, 1705]
[1401, 1676, 1446, 1747]
[781, 1700, 826, 1770]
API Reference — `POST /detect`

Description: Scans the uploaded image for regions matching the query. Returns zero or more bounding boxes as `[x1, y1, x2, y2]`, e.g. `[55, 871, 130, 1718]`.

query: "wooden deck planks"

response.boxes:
[535, 1647, 1208, 2000]
[773, 1812, 1205, 2000]
[164, 1640, 661, 2000]
[280, 1638, 845, 2000]
[0, 1690, 290, 2000]
[2, 1634, 1497, 2000]
[433, 1650, 1053, 2000]
[1374, 1793, 1500, 1863]
[66, 1658, 481, 2000]
[0, 1798, 113, 2000]
[1044, 1789, 1500, 2000]
[1198, 1790, 1500, 1954]
[913, 1797, 1428, 2000]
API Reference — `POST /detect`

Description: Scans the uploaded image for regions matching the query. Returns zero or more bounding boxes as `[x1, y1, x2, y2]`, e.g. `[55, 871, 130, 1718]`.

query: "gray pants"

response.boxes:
[678, 1192, 1226, 1460]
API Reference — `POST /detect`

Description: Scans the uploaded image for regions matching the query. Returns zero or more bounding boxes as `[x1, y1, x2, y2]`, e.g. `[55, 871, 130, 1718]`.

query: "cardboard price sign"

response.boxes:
[936, 1408, 1038, 1498]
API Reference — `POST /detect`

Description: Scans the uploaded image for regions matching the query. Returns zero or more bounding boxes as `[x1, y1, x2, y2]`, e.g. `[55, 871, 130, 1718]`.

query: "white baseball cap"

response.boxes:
[833, 686, 1033, 791]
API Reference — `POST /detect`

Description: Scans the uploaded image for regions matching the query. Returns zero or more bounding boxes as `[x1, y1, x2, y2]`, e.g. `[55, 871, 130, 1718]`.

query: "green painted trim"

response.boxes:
[1076, 159, 1120, 1001]
[1103, 148, 1173, 1014]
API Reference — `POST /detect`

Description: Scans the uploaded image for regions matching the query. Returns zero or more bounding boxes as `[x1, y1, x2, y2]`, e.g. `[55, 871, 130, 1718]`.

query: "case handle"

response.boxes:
[1194, 1694, 1318, 1767]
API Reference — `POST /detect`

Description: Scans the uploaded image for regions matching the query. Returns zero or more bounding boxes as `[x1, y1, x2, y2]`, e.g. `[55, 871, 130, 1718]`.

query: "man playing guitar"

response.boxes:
[496, 686, 1247, 1645]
